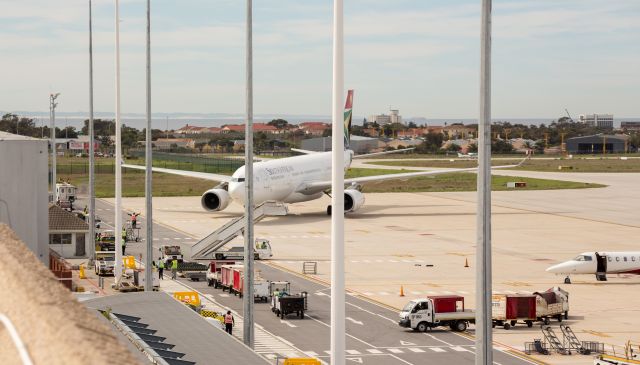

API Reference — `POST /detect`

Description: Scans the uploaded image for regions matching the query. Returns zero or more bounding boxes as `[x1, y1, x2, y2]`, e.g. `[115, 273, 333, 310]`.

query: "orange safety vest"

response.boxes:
[224, 314, 233, 324]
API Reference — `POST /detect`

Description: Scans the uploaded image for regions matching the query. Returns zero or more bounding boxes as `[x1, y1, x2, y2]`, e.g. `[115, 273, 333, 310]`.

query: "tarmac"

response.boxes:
[101, 169, 640, 364]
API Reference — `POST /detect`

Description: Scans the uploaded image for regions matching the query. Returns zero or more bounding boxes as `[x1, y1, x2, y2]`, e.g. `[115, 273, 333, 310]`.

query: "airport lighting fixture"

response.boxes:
[114, 0, 123, 286]
[143, 0, 153, 292]
[49, 92, 60, 201]
[242, 0, 255, 348]
[88, 0, 96, 265]
[330, 0, 346, 364]
[476, 0, 493, 364]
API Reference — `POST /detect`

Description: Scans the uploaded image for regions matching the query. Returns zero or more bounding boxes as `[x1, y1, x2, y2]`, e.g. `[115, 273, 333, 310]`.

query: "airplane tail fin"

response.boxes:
[344, 89, 354, 149]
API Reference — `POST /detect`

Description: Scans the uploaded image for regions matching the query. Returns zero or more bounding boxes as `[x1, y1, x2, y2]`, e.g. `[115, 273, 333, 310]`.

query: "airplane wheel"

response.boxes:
[564, 277, 571, 284]
[543, 317, 550, 325]
[327, 205, 332, 216]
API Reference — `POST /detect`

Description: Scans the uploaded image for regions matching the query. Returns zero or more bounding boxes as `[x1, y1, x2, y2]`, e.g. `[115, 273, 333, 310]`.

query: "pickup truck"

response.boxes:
[95, 253, 116, 276]
[399, 295, 475, 332]
[159, 245, 184, 266]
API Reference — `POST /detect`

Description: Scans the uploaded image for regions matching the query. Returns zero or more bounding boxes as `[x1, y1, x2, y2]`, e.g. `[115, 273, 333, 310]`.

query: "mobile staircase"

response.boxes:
[561, 324, 590, 355]
[542, 325, 571, 355]
[191, 201, 288, 260]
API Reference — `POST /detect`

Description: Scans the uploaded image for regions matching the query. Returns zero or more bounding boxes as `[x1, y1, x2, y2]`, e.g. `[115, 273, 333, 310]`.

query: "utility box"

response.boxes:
[506, 181, 527, 188]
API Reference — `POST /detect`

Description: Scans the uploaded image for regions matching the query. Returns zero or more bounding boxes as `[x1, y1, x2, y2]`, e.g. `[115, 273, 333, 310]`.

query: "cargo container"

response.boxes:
[534, 287, 569, 324]
[220, 264, 242, 291]
[232, 267, 243, 294]
[206, 260, 236, 288]
[492, 294, 537, 330]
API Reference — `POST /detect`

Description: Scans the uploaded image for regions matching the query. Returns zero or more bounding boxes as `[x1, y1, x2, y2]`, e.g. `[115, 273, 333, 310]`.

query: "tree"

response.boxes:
[492, 139, 514, 154]
[467, 143, 478, 153]
[267, 119, 289, 130]
[445, 143, 461, 152]
[56, 126, 78, 139]
[407, 121, 418, 129]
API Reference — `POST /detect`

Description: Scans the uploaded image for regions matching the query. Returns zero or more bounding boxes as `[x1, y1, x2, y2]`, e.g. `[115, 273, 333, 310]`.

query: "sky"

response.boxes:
[1, 0, 639, 120]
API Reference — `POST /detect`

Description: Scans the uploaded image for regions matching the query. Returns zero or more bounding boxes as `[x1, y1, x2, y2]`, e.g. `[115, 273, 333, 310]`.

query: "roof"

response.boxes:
[0, 131, 45, 141]
[566, 134, 628, 142]
[49, 204, 89, 231]
[0, 224, 143, 365]
[84, 292, 268, 365]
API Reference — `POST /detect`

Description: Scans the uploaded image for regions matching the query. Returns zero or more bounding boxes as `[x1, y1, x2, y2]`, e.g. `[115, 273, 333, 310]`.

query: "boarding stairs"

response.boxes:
[191, 201, 288, 260]
[542, 325, 570, 355]
[561, 324, 590, 355]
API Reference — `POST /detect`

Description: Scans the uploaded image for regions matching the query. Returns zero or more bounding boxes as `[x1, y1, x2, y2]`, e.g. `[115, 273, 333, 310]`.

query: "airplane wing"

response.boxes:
[296, 157, 528, 193]
[122, 164, 233, 183]
[290, 148, 318, 155]
[352, 147, 415, 159]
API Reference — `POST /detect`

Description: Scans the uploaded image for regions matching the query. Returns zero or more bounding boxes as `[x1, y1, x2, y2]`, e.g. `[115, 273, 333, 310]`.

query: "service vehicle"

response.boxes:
[492, 294, 537, 329]
[272, 292, 307, 319]
[534, 287, 569, 324]
[399, 295, 475, 332]
[213, 238, 273, 260]
[220, 264, 244, 292]
[96, 230, 116, 252]
[95, 253, 116, 276]
[55, 182, 76, 210]
[159, 245, 184, 266]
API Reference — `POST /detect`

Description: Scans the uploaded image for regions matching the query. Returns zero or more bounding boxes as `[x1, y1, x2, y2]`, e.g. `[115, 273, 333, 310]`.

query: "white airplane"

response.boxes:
[546, 251, 640, 284]
[124, 90, 525, 215]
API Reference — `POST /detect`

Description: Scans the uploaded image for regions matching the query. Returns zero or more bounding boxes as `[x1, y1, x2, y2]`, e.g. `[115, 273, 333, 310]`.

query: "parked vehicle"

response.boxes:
[206, 260, 236, 288]
[534, 287, 569, 324]
[95, 253, 115, 276]
[492, 294, 537, 330]
[272, 292, 307, 319]
[399, 295, 475, 332]
[213, 238, 273, 260]
[159, 245, 183, 266]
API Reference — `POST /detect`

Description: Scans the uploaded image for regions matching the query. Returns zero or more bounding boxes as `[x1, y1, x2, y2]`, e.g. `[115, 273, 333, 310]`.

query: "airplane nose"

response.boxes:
[546, 262, 570, 274]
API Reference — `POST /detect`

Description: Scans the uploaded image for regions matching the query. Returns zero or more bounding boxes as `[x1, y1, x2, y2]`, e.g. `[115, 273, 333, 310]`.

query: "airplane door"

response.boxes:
[596, 252, 607, 273]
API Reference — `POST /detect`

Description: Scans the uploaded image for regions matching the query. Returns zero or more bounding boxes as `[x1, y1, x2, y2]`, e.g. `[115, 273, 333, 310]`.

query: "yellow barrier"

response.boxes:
[79, 264, 86, 279]
[283, 359, 321, 365]
[123, 256, 136, 269]
[200, 310, 225, 324]
[173, 291, 201, 307]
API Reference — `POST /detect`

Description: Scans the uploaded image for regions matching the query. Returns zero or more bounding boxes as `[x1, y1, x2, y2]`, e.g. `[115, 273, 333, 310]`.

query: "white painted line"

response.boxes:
[324, 351, 331, 355]
[377, 292, 390, 296]
[458, 291, 469, 294]
[375, 259, 384, 263]
[451, 346, 469, 352]
[410, 291, 422, 295]
[163, 238, 170, 241]
[430, 347, 446, 353]
[408, 348, 425, 353]
[280, 320, 297, 328]
[346, 317, 363, 325]
[301, 236, 308, 239]
[153, 238, 159, 241]
[400, 340, 416, 346]
[264, 354, 277, 359]
[219, 294, 230, 298]
[304, 351, 319, 357]
[389, 260, 399, 263]
[427, 291, 438, 295]
[363, 292, 374, 296]
[351, 260, 360, 263]
[362, 260, 371, 263]
[366, 349, 382, 354]
[401, 260, 411, 263]
[424, 333, 454, 347]
[346, 350, 361, 355]
[174, 238, 182, 240]
[388, 348, 403, 354]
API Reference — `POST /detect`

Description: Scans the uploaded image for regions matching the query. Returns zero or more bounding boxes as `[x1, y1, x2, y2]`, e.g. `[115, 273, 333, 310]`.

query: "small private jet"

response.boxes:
[546, 251, 640, 283]
[457, 152, 478, 159]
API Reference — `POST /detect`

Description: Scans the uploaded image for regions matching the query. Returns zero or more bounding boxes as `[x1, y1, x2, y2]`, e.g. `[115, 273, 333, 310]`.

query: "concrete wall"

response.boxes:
[0, 137, 49, 264]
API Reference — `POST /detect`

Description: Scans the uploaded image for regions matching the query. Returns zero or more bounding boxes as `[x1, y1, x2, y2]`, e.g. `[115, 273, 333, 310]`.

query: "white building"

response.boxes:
[48, 204, 90, 258]
[0, 131, 49, 264]
[579, 114, 613, 129]
[369, 108, 403, 126]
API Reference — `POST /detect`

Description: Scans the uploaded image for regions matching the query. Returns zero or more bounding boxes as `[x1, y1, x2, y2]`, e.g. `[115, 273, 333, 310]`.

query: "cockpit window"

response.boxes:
[232, 177, 245, 182]
[573, 255, 592, 261]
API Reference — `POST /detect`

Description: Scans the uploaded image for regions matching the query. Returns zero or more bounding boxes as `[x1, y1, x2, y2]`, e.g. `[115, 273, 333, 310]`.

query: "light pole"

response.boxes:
[242, 0, 255, 349]
[50, 93, 60, 201]
[88, 0, 96, 265]
[330, 0, 345, 364]
[144, 0, 153, 291]
[476, 0, 493, 364]
[114, 0, 123, 286]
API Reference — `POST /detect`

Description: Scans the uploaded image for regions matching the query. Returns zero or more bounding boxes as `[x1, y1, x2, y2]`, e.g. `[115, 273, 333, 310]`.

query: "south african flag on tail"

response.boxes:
[344, 90, 354, 149]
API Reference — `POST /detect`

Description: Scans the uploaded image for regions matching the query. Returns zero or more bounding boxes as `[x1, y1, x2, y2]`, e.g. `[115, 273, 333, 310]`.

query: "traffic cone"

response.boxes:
[400, 285, 405, 297]
[464, 258, 469, 268]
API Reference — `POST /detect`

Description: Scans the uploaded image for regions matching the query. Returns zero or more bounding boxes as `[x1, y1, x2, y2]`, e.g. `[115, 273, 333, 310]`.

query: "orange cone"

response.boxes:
[400, 285, 405, 297]
[464, 258, 469, 268]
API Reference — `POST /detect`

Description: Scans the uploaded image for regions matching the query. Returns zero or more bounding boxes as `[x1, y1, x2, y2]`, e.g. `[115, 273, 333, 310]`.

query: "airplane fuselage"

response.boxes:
[227, 150, 354, 206]
[547, 251, 640, 276]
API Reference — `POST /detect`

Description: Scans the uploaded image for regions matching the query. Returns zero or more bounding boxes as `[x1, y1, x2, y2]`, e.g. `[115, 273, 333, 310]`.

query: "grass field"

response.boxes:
[367, 157, 640, 172]
[57, 160, 604, 198]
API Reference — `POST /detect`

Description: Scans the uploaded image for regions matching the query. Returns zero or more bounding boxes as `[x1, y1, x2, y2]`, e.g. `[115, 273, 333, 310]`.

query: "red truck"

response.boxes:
[399, 295, 475, 332]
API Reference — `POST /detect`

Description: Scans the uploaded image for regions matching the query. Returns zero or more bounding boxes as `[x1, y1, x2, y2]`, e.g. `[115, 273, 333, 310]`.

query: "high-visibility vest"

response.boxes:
[171, 260, 178, 269]
[159, 261, 165, 269]
[224, 314, 233, 324]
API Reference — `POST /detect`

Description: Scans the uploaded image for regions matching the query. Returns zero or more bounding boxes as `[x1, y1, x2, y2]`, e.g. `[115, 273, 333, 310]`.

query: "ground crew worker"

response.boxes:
[171, 259, 178, 280]
[224, 311, 234, 335]
[121, 239, 126, 255]
[158, 259, 164, 280]
[83, 205, 88, 215]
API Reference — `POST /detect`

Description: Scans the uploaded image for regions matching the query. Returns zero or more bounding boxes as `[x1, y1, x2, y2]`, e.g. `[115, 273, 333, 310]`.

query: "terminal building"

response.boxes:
[301, 135, 379, 154]
[565, 134, 629, 154]
[369, 109, 403, 126]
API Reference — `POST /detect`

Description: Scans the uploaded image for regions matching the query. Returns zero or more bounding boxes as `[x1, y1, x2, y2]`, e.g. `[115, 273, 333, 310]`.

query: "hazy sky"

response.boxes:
[1, 0, 639, 119]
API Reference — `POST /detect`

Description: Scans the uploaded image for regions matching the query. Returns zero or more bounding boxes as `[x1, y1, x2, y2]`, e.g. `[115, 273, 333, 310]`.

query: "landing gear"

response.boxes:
[326, 205, 332, 216]
[564, 276, 571, 284]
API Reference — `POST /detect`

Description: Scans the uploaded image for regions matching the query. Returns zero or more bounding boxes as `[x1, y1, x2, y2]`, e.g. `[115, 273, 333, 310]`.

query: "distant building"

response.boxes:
[620, 121, 640, 132]
[153, 138, 195, 149]
[443, 124, 476, 139]
[298, 122, 331, 136]
[369, 109, 403, 126]
[48, 204, 90, 258]
[301, 135, 379, 154]
[176, 124, 206, 135]
[221, 123, 279, 134]
[579, 114, 613, 129]
[565, 134, 628, 154]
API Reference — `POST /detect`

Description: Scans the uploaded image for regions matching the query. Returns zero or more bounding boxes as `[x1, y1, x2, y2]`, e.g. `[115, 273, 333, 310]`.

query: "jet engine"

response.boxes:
[344, 189, 365, 213]
[200, 189, 232, 212]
